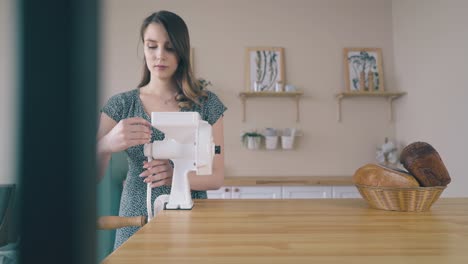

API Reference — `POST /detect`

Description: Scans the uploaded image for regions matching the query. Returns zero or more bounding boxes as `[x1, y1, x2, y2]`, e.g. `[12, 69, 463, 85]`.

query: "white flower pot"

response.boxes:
[281, 136, 295, 150]
[265, 136, 278, 150]
[247, 136, 261, 150]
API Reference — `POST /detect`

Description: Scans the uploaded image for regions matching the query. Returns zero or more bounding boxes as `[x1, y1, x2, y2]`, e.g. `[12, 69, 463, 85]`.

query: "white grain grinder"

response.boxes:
[143, 112, 220, 221]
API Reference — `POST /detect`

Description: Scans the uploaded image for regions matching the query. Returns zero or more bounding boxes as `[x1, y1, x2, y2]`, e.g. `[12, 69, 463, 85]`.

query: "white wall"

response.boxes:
[102, 0, 397, 178]
[0, 0, 16, 184]
[393, 0, 468, 197]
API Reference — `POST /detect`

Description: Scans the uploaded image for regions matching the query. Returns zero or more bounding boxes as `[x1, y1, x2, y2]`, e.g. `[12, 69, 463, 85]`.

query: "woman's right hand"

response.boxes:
[100, 117, 152, 153]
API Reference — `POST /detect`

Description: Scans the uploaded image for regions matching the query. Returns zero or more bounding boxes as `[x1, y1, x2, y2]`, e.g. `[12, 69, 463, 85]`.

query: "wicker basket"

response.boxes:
[355, 184, 446, 212]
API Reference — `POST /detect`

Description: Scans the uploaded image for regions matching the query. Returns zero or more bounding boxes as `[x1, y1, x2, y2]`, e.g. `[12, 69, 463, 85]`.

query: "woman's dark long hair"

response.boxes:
[138, 10, 206, 109]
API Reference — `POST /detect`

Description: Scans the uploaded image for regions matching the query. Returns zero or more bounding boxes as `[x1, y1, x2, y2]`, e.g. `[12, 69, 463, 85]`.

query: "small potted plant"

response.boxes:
[241, 131, 264, 150]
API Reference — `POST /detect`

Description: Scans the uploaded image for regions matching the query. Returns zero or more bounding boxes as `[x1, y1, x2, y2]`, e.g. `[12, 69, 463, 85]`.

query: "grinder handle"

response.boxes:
[97, 216, 147, 230]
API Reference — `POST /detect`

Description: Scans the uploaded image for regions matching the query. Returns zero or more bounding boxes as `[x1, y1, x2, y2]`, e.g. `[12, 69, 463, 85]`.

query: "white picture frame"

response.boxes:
[245, 47, 285, 92]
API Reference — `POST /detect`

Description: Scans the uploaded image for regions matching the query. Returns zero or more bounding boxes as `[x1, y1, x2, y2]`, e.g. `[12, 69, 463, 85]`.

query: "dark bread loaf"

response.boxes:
[353, 163, 420, 188]
[400, 142, 451, 186]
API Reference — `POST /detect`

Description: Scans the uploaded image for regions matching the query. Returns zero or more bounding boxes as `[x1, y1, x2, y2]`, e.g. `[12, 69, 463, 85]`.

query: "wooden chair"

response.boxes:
[97, 215, 147, 230]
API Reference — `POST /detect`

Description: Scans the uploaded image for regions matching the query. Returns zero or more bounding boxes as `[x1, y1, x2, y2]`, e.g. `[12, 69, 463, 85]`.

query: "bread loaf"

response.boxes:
[353, 163, 420, 187]
[400, 142, 451, 187]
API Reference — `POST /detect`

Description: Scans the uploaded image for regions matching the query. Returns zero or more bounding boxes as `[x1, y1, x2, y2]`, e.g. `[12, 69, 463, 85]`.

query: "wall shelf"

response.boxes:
[335, 91, 406, 122]
[239, 91, 303, 122]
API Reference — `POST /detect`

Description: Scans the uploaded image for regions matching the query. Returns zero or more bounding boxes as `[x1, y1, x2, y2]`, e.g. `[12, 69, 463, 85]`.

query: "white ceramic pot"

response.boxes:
[281, 136, 294, 150]
[265, 136, 278, 150]
[247, 136, 261, 150]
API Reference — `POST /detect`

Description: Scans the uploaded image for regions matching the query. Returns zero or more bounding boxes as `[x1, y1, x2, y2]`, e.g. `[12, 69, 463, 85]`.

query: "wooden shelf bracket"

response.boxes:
[335, 91, 406, 122]
[239, 91, 303, 122]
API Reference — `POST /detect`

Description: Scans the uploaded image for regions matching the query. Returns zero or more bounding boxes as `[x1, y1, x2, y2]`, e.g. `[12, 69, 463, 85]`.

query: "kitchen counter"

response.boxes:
[224, 176, 353, 186]
[103, 198, 468, 264]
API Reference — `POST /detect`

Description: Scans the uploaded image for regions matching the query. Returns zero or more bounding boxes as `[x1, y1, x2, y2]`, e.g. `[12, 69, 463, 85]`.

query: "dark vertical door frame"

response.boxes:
[18, 0, 99, 263]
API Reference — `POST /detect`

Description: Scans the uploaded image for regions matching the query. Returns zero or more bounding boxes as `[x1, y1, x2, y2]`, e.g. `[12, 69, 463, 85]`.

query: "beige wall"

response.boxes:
[392, 0, 468, 197]
[102, 0, 397, 177]
[2, 0, 464, 196]
[0, 0, 16, 184]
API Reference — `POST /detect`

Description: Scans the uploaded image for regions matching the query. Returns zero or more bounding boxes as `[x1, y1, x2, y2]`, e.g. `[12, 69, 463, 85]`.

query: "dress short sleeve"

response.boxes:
[202, 91, 227, 125]
[100, 93, 127, 122]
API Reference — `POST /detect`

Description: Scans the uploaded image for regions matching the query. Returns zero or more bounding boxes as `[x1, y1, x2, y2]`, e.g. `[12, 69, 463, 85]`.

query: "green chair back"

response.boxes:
[96, 152, 128, 262]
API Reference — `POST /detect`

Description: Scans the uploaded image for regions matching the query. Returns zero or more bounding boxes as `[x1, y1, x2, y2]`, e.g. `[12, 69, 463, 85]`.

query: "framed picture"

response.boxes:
[246, 47, 285, 92]
[344, 48, 384, 92]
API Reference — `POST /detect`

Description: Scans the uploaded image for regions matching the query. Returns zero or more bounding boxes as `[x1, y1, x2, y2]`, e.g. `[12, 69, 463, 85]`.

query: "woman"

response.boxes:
[97, 10, 227, 249]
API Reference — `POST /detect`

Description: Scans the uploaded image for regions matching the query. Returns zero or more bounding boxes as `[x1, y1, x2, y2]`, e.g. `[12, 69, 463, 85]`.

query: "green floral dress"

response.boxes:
[101, 88, 227, 249]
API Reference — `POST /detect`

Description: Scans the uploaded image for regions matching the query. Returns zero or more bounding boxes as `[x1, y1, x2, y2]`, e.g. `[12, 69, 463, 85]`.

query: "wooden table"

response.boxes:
[103, 198, 468, 264]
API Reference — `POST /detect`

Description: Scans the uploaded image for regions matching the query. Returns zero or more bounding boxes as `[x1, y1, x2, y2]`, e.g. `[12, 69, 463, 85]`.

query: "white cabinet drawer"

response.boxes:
[332, 186, 361, 198]
[208, 186, 282, 199]
[232, 186, 282, 199]
[282, 186, 332, 199]
[208, 185, 360, 199]
[207, 187, 232, 199]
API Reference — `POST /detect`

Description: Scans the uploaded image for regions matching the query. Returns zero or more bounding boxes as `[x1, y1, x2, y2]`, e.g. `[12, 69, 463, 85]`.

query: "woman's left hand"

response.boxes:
[139, 159, 173, 188]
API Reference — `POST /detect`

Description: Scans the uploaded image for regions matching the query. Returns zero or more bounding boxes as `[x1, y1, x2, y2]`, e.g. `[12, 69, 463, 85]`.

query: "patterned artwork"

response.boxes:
[247, 47, 284, 92]
[344, 48, 385, 92]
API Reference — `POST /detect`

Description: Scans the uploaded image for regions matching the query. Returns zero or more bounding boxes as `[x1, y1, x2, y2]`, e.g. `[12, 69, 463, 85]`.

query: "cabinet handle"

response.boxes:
[234, 188, 240, 192]
[224, 188, 230, 192]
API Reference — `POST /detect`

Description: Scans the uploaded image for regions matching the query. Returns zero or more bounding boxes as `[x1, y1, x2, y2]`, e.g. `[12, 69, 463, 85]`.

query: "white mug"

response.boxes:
[285, 84, 296, 92]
